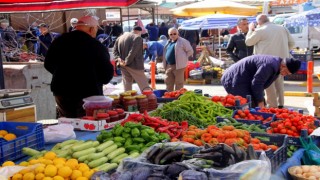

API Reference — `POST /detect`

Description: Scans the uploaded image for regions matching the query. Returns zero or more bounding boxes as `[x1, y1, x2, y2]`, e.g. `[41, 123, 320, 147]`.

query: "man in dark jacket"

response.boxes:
[146, 22, 159, 41]
[38, 23, 54, 58]
[221, 55, 301, 108]
[226, 18, 253, 62]
[158, 22, 169, 38]
[180, 29, 199, 60]
[44, 16, 114, 118]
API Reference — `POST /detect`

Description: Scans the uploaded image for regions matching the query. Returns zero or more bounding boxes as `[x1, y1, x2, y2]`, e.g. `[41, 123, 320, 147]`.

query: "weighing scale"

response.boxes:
[0, 89, 33, 109]
[0, 89, 36, 122]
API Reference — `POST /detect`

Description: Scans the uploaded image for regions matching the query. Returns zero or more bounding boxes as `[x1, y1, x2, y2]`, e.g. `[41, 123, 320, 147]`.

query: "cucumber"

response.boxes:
[111, 153, 128, 164]
[88, 156, 108, 168]
[87, 152, 105, 161]
[72, 147, 96, 158]
[56, 150, 71, 158]
[127, 152, 140, 159]
[107, 148, 126, 160]
[60, 139, 78, 147]
[22, 147, 41, 156]
[72, 141, 93, 152]
[102, 144, 118, 155]
[51, 143, 62, 151]
[92, 141, 100, 147]
[61, 143, 75, 151]
[96, 141, 114, 152]
[97, 163, 118, 172]
[78, 154, 89, 162]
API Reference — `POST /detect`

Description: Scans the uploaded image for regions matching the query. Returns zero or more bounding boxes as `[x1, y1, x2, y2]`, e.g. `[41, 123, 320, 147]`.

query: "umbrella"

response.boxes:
[171, 0, 260, 17]
[179, 14, 256, 59]
[285, 8, 320, 27]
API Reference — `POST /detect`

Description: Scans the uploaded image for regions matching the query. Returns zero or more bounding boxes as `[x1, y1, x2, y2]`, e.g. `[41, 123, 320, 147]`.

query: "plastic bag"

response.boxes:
[0, 165, 38, 179]
[301, 136, 320, 165]
[203, 151, 271, 180]
[43, 124, 76, 144]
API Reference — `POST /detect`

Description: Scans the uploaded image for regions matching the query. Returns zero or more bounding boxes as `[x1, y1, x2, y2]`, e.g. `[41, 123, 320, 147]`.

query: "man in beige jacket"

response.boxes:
[245, 14, 295, 108]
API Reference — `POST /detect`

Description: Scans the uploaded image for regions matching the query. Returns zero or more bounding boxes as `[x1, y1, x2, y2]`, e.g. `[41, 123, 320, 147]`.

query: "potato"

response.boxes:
[302, 166, 310, 173]
[313, 172, 320, 178]
[295, 167, 303, 175]
[309, 176, 317, 180]
[310, 166, 318, 173]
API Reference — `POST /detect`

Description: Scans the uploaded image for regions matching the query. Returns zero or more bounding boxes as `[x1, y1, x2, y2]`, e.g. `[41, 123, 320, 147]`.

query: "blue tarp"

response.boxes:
[285, 8, 320, 27]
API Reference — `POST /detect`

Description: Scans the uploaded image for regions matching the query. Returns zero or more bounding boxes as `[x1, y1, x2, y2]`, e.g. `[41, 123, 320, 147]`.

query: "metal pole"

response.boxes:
[127, 7, 130, 31]
[0, 48, 5, 89]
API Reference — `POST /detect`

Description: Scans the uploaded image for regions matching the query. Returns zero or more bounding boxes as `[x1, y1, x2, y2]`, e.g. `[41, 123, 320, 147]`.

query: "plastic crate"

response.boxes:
[250, 132, 287, 173]
[284, 74, 307, 81]
[0, 122, 45, 164]
[231, 111, 276, 128]
[153, 89, 178, 103]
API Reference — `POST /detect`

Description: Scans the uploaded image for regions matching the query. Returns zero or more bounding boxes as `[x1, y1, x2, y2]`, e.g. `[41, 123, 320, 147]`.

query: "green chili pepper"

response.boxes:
[133, 137, 145, 143]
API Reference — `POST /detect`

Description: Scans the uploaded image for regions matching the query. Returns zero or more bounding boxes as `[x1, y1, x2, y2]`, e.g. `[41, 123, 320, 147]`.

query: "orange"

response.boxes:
[4, 133, 17, 141]
[0, 130, 8, 136]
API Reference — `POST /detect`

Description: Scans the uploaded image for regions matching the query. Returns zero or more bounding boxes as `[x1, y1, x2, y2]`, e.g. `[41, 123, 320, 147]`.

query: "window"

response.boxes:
[285, 25, 303, 34]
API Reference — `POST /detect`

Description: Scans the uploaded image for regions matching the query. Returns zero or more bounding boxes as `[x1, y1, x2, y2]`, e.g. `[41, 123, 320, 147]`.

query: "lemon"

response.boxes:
[2, 161, 15, 166]
[12, 173, 23, 180]
[76, 177, 88, 180]
[53, 176, 64, 180]
[44, 152, 57, 160]
[34, 166, 45, 174]
[23, 172, 35, 180]
[82, 170, 94, 179]
[43, 159, 54, 165]
[58, 166, 72, 178]
[77, 164, 89, 173]
[53, 158, 66, 165]
[19, 161, 29, 166]
[35, 173, 45, 180]
[19, 168, 32, 175]
[43, 177, 53, 180]
[70, 170, 82, 180]
[44, 164, 58, 177]
[65, 159, 78, 170]
[55, 163, 64, 169]
[29, 159, 39, 165]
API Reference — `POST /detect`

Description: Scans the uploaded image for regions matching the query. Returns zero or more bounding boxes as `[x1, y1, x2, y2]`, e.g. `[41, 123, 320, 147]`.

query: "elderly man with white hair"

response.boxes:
[245, 14, 295, 108]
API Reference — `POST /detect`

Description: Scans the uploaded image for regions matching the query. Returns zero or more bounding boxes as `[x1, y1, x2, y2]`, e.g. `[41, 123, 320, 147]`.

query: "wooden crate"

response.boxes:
[185, 78, 206, 85]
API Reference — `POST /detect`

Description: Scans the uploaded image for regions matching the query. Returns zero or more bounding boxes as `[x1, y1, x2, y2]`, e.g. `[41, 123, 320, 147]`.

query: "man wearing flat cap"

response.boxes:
[38, 23, 54, 57]
[44, 16, 114, 118]
[113, 26, 149, 91]
[221, 55, 301, 108]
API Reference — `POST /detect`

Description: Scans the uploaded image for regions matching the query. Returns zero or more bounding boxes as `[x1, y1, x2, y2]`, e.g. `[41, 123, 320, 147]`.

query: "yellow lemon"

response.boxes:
[22, 172, 35, 180]
[4, 133, 17, 141]
[28, 159, 39, 165]
[76, 177, 88, 180]
[2, 161, 15, 166]
[35, 173, 45, 180]
[44, 164, 57, 177]
[77, 165, 89, 173]
[65, 159, 78, 170]
[53, 158, 66, 165]
[34, 166, 45, 174]
[43, 177, 53, 180]
[55, 164, 64, 169]
[70, 170, 82, 180]
[82, 170, 94, 179]
[44, 152, 57, 160]
[58, 166, 72, 178]
[19, 161, 29, 166]
[0, 130, 8, 136]
[19, 168, 32, 175]
[43, 159, 54, 165]
[53, 176, 64, 180]
[12, 173, 23, 180]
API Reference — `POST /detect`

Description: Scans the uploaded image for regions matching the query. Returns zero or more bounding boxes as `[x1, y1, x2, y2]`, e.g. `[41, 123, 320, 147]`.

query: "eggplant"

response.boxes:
[147, 146, 161, 163]
[228, 154, 236, 165]
[179, 170, 208, 180]
[164, 163, 189, 179]
[154, 148, 172, 165]
[240, 147, 247, 161]
[160, 151, 184, 165]
[232, 143, 244, 162]
[221, 143, 235, 155]
[247, 144, 258, 160]
[211, 143, 223, 152]
[193, 152, 223, 161]
[199, 147, 214, 153]
[132, 167, 152, 180]
[204, 143, 212, 149]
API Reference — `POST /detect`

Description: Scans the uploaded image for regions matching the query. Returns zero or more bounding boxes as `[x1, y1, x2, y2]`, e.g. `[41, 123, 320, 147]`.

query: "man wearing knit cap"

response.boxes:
[44, 16, 114, 118]
[113, 26, 149, 91]
[221, 55, 301, 108]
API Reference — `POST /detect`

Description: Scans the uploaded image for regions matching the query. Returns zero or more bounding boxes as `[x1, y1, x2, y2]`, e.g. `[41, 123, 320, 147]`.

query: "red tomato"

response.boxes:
[280, 129, 287, 134]
[211, 96, 221, 102]
[244, 109, 250, 115]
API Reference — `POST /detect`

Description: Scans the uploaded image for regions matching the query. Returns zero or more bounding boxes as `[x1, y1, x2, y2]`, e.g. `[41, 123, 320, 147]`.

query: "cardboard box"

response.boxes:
[58, 117, 125, 131]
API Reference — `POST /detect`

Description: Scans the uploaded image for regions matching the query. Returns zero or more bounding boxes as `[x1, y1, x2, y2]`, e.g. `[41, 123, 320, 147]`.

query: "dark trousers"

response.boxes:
[55, 96, 86, 118]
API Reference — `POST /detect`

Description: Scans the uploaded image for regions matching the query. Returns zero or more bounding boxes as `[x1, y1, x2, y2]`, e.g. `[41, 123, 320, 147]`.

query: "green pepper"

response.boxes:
[138, 143, 144, 149]
[150, 135, 159, 142]
[131, 128, 140, 137]
[103, 137, 113, 142]
[124, 138, 133, 147]
[126, 145, 140, 152]
[144, 128, 155, 135]
[115, 126, 125, 136]
[124, 127, 131, 133]
[145, 141, 157, 147]
[141, 131, 151, 141]
[114, 142, 123, 147]
[133, 138, 145, 143]
[125, 122, 142, 129]
[159, 133, 171, 141]
[122, 132, 131, 138]
[140, 125, 151, 130]
[114, 136, 126, 143]
[96, 134, 103, 143]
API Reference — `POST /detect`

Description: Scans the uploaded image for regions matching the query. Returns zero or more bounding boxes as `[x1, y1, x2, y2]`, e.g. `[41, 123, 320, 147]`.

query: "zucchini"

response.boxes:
[88, 156, 108, 168]
[72, 147, 96, 158]
[97, 163, 118, 172]
[111, 153, 128, 164]
[127, 152, 140, 159]
[60, 139, 78, 147]
[102, 144, 118, 155]
[107, 148, 126, 160]
[61, 143, 75, 151]
[78, 154, 89, 162]
[56, 150, 71, 158]
[51, 143, 62, 151]
[22, 147, 41, 156]
[96, 141, 114, 152]
[72, 141, 93, 152]
[92, 141, 100, 147]
[87, 152, 105, 161]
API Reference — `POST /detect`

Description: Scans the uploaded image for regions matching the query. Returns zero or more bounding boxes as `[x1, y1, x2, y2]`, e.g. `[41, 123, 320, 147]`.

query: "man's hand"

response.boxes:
[119, 60, 126, 66]
[249, 22, 256, 31]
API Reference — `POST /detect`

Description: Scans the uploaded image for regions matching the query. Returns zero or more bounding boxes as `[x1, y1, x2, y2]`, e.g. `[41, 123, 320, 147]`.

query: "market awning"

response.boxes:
[0, 0, 139, 13]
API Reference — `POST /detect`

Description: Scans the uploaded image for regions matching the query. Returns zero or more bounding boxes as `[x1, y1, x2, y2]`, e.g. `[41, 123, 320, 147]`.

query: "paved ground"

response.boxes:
[109, 60, 320, 115]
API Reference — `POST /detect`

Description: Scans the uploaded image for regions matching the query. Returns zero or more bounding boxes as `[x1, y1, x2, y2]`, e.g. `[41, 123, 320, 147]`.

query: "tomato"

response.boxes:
[211, 96, 221, 102]
[308, 129, 314, 135]
[226, 98, 235, 106]
[280, 129, 287, 134]
[244, 109, 250, 115]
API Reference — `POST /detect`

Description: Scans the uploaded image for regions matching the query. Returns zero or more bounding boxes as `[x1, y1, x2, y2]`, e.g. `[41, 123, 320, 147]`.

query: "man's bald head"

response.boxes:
[256, 14, 269, 26]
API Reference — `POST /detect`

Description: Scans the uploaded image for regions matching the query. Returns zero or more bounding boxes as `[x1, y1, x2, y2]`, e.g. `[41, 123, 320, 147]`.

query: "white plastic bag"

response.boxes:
[43, 124, 76, 144]
[0, 165, 38, 179]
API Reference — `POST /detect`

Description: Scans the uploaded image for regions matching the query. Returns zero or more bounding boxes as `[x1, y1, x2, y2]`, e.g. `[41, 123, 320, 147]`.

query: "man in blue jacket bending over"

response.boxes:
[221, 55, 301, 108]
[143, 41, 164, 63]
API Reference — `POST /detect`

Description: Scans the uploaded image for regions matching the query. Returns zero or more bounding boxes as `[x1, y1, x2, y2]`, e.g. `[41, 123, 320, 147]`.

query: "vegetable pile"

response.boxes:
[211, 94, 248, 107]
[216, 117, 265, 133]
[151, 91, 233, 127]
[234, 110, 273, 124]
[146, 145, 187, 165]
[162, 88, 188, 98]
[120, 112, 188, 139]
[258, 107, 301, 119]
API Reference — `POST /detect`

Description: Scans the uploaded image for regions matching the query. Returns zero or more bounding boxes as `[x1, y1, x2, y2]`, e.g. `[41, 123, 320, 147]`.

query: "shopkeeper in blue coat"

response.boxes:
[143, 41, 164, 63]
[221, 55, 301, 108]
